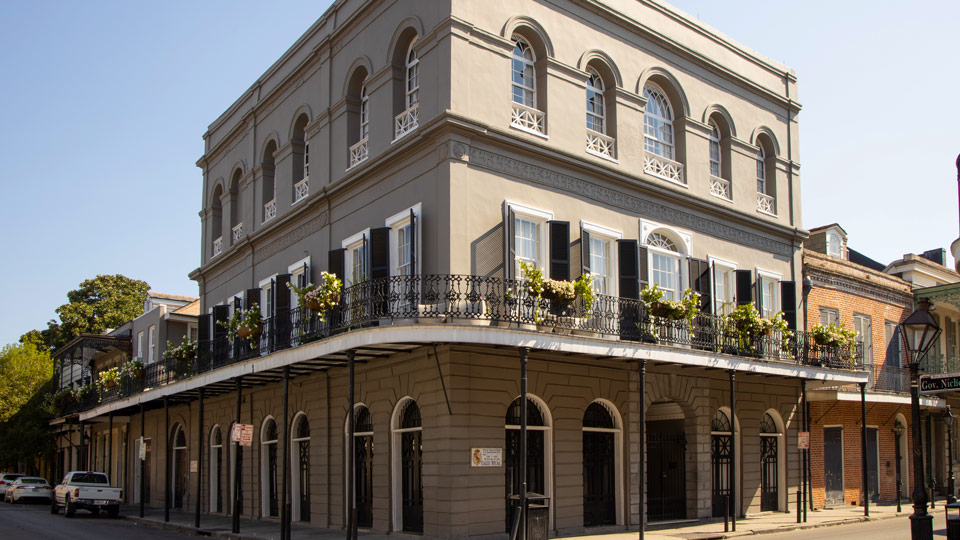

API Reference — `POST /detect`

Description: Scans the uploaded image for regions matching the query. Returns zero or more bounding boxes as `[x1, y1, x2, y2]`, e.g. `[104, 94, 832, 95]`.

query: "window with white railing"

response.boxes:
[755, 141, 776, 215]
[232, 223, 243, 244]
[294, 177, 309, 204]
[350, 84, 370, 168]
[393, 42, 420, 141]
[213, 236, 223, 257]
[643, 84, 684, 184]
[584, 68, 615, 159]
[263, 199, 276, 223]
[510, 36, 545, 136]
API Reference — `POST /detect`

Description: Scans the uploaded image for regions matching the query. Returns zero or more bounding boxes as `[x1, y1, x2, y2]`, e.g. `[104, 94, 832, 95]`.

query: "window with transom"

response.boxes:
[712, 260, 736, 316]
[406, 42, 419, 109]
[643, 84, 674, 160]
[586, 69, 605, 133]
[709, 121, 722, 178]
[360, 85, 369, 139]
[648, 233, 681, 301]
[756, 146, 766, 194]
[511, 37, 536, 108]
[515, 216, 540, 274]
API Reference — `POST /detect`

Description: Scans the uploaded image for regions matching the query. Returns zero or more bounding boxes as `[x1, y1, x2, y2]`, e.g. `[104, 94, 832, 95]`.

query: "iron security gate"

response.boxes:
[711, 410, 733, 518]
[866, 427, 879, 502]
[824, 427, 844, 507]
[647, 420, 686, 521]
[582, 430, 615, 526]
[760, 436, 778, 511]
[355, 406, 374, 528]
[298, 438, 310, 520]
[504, 429, 546, 531]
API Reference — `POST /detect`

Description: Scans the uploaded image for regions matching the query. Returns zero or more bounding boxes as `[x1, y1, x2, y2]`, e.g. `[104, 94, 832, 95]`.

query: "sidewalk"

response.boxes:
[121, 502, 914, 540]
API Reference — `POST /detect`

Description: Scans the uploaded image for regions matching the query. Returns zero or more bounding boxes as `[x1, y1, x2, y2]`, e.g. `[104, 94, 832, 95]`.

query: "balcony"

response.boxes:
[73, 274, 865, 415]
[643, 153, 685, 185]
[585, 129, 615, 160]
[919, 354, 960, 375]
[349, 137, 368, 168]
[510, 102, 545, 136]
[213, 236, 223, 257]
[232, 223, 244, 244]
[710, 176, 731, 200]
[872, 364, 910, 393]
[263, 199, 276, 223]
[294, 177, 309, 204]
[394, 104, 419, 141]
[757, 192, 776, 215]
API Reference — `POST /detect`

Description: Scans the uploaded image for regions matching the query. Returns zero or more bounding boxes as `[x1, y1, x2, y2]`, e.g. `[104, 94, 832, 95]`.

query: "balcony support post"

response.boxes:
[164, 395, 170, 523]
[281, 365, 290, 540]
[233, 377, 242, 534]
[108, 412, 113, 478]
[801, 378, 808, 522]
[519, 346, 530, 540]
[638, 360, 646, 540]
[346, 350, 356, 540]
[139, 404, 145, 518]
[860, 382, 869, 516]
[196, 387, 204, 529]
[729, 370, 737, 530]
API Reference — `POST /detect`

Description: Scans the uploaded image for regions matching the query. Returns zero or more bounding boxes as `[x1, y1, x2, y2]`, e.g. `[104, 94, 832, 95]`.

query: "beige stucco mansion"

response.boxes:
[54, 1, 873, 538]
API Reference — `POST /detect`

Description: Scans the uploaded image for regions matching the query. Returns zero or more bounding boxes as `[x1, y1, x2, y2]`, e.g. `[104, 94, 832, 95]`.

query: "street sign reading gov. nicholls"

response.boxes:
[919, 374, 960, 394]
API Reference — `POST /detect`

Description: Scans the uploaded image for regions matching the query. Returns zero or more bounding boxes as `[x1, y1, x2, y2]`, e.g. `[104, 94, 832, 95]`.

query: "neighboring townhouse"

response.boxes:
[801, 225, 918, 510]
[51, 292, 198, 501]
[884, 249, 960, 503]
[64, 2, 870, 538]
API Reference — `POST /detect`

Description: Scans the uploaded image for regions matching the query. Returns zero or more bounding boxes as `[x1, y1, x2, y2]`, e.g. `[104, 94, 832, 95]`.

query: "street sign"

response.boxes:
[231, 423, 254, 446]
[138, 437, 146, 461]
[798, 431, 810, 450]
[471, 448, 502, 467]
[919, 375, 960, 394]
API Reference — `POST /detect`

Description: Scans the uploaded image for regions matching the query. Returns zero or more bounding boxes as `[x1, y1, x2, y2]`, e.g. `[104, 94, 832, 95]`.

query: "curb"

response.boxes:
[121, 515, 246, 539]
[718, 510, 909, 538]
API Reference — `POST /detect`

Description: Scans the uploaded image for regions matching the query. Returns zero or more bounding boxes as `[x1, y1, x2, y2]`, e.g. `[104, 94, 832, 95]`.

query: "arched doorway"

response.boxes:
[210, 425, 223, 513]
[759, 412, 781, 511]
[392, 399, 422, 533]
[646, 402, 686, 521]
[504, 396, 552, 532]
[260, 417, 279, 517]
[171, 425, 187, 509]
[352, 405, 374, 528]
[291, 413, 310, 522]
[582, 401, 621, 527]
[895, 414, 909, 498]
[711, 409, 736, 517]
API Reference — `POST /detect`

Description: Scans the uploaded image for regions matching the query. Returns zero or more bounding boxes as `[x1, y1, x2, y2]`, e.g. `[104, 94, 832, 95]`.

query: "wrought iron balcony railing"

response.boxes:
[872, 364, 910, 393]
[76, 274, 864, 413]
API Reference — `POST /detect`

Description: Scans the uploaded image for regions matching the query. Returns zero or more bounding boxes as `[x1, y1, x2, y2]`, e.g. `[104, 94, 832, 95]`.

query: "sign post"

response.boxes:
[798, 431, 810, 450]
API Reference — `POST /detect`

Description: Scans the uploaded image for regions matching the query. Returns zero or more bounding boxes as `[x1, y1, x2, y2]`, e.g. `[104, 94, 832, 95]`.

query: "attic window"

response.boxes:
[826, 231, 842, 258]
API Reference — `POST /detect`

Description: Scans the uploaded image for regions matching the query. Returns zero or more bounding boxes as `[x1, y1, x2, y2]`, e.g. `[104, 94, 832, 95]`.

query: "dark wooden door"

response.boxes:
[760, 436, 778, 511]
[647, 420, 685, 521]
[583, 430, 616, 526]
[866, 427, 879, 502]
[824, 427, 844, 507]
[401, 430, 423, 533]
[355, 434, 374, 528]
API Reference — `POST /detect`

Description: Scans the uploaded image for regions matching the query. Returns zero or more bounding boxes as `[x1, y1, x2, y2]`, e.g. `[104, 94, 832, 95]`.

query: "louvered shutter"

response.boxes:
[328, 248, 345, 282]
[212, 305, 229, 363]
[198, 313, 212, 367]
[245, 289, 260, 310]
[370, 227, 390, 280]
[735, 269, 753, 306]
[504, 206, 516, 280]
[689, 258, 712, 314]
[617, 240, 640, 299]
[274, 274, 292, 349]
[638, 246, 649, 290]
[548, 221, 570, 281]
[780, 281, 797, 331]
[581, 228, 591, 278]
[409, 208, 417, 277]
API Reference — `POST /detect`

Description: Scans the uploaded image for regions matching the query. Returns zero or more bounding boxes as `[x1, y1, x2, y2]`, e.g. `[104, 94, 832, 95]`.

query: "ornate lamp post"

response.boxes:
[945, 406, 956, 504]
[901, 298, 942, 540]
[895, 420, 905, 513]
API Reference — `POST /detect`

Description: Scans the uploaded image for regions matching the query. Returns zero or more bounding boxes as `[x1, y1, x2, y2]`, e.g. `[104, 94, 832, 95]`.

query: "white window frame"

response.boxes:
[580, 221, 621, 297]
[359, 84, 369, 140]
[708, 120, 722, 178]
[640, 219, 692, 301]
[137, 331, 144, 359]
[756, 268, 782, 318]
[709, 256, 738, 316]
[585, 68, 605, 134]
[511, 36, 536, 108]
[643, 83, 675, 160]
[386, 203, 422, 277]
[405, 40, 419, 109]
[288, 256, 312, 307]
[756, 146, 766, 194]
[147, 325, 156, 364]
[505, 201, 553, 279]
[826, 231, 842, 258]
[258, 275, 277, 320]
[342, 229, 371, 287]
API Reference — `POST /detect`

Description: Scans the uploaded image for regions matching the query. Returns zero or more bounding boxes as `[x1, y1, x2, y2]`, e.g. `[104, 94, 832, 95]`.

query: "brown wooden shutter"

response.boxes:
[409, 208, 417, 277]
[548, 220, 570, 281]
[504, 206, 516, 280]
[735, 269, 753, 306]
[245, 289, 260, 310]
[638, 246, 649, 290]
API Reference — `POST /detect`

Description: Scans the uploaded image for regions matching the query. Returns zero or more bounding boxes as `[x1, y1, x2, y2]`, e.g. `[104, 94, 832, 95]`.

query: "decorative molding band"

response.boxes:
[808, 269, 913, 307]
[253, 211, 328, 264]
[461, 145, 793, 256]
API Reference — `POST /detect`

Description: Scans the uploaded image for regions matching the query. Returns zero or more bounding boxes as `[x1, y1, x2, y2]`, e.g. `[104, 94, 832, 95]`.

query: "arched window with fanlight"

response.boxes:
[391, 399, 422, 533]
[291, 413, 310, 522]
[394, 38, 420, 140]
[510, 36, 545, 135]
[711, 409, 733, 518]
[582, 401, 621, 527]
[347, 64, 370, 169]
[504, 395, 552, 532]
[260, 417, 279, 517]
[760, 412, 781, 511]
[348, 405, 374, 528]
[755, 135, 777, 215]
[643, 83, 684, 184]
[585, 67, 616, 159]
[647, 232, 683, 301]
[171, 424, 188, 509]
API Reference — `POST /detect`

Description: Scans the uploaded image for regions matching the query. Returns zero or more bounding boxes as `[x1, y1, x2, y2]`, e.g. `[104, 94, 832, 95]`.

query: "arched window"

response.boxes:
[643, 84, 675, 160]
[504, 396, 552, 532]
[292, 413, 310, 522]
[759, 412, 781, 511]
[512, 37, 536, 108]
[262, 140, 277, 223]
[393, 38, 420, 140]
[171, 425, 188, 509]
[647, 232, 682, 301]
[292, 114, 309, 204]
[392, 399, 423, 533]
[755, 139, 777, 215]
[348, 405, 374, 528]
[826, 231, 842, 258]
[229, 169, 243, 245]
[586, 69, 605, 134]
[347, 67, 370, 168]
[708, 121, 721, 178]
[582, 401, 621, 527]
[360, 85, 370, 140]
[260, 417, 279, 517]
[756, 146, 766, 194]
[710, 409, 733, 518]
[210, 425, 223, 513]
[211, 184, 223, 257]
[406, 42, 419, 109]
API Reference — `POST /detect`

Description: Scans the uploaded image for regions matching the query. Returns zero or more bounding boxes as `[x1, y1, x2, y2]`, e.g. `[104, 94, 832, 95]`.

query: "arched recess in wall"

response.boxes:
[345, 61, 371, 166]
[637, 67, 690, 184]
[581, 52, 621, 152]
[260, 137, 278, 222]
[387, 18, 422, 128]
[760, 409, 787, 512]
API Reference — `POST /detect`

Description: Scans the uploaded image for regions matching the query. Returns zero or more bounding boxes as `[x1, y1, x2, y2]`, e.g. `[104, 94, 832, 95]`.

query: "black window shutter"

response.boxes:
[328, 248, 346, 281]
[617, 240, 640, 300]
[362, 234, 370, 279]
[638, 246, 649, 290]
[198, 312, 212, 362]
[245, 288, 261, 310]
[548, 220, 570, 281]
[409, 208, 417, 277]
[735, 269, 753, 306]
[780, 280, 797, 330]
[233, 296, 242, 311]
[581, 228, 591, 278]
[504, 206, 516, 280]
[689, 258, 712, 314]
[212, 305, 229, 344]
[274, 273, 292, 349]
[370, 227, 391, 280]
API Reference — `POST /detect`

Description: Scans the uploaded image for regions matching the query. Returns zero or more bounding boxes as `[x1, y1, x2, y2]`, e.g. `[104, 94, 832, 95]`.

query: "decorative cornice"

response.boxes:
[922, 288, 960, 311]
[253, 212, 329, 264]
[460, 144, 792, 256]
[806, 267, 913, 307]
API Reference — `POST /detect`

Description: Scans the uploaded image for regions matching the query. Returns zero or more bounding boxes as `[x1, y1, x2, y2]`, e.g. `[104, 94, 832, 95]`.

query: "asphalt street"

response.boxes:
[0, 500, 198, 540]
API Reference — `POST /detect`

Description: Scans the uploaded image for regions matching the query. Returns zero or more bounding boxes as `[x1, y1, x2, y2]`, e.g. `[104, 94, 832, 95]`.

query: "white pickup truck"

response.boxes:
[50, 471, 122, 518]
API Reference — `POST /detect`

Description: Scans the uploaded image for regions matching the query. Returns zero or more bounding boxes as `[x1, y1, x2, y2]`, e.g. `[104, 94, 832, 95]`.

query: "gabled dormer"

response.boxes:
[805, 224, 847, 260]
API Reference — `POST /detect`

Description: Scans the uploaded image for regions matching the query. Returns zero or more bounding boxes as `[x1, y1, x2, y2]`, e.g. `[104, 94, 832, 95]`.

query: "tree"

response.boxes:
[47, 274, 150, 349]
[0, 342, 53, 423]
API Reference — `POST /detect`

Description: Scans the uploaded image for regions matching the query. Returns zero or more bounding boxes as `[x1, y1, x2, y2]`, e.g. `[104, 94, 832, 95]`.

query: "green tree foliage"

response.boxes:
[0, 343, 53, 423]
[0, 379, 55, 474]
[47, 274, 150, 350]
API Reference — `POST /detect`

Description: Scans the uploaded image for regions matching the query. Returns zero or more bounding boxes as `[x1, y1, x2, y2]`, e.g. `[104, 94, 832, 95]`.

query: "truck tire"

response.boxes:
[64, 496, 75, 518]
[106, 505, 119, 518]
[50, 498, 59, 514]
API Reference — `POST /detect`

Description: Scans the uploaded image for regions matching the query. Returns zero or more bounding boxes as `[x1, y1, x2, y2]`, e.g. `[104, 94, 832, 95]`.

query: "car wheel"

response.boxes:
[50, 497, 59, 514]
[64, 496, 75, 518]
[106, 505, 119, 518]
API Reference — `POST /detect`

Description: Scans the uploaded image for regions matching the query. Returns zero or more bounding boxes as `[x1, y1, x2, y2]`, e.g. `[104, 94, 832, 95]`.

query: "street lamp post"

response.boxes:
[895, 420, 905, 513]
[901, 297, 942, 540]
[945, 406, 956, 504]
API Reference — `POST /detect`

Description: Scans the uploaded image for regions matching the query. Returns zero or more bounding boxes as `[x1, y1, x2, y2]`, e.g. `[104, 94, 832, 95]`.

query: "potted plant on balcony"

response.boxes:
[50, 388, 76, 411]
[73, 384, 95, 404]
[164, 337, 198, 377]
[288, 271, 343, 321]
[123, 359, 145, 379]
[810, 323, 857, 348]
[219, 303, 263, 348]
[723, 302, 763, 354]
[639, 284, 701, 340]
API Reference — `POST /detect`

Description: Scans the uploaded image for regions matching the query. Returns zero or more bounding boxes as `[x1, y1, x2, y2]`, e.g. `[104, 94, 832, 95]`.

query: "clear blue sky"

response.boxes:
[1, 0, 958, 347]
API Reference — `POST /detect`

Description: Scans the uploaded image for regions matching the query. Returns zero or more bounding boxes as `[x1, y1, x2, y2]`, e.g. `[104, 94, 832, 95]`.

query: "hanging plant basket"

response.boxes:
[237, 326, 261, 339]
[105, 379, 119, 389]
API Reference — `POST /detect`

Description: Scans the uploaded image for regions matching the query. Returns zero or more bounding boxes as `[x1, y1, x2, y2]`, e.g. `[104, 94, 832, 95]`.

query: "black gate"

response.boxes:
[760, 436, 778, 511]
[824, 426, 844, 507]
[175, 448, 188, 508]
[866, 427, 879, 503]
[583, 403, 616, 527]
[355, 406, 374, 528]
[296, 416, 310, 521]
[214, 444, 223, 513]
[505, 398, 546, 533]
[647, 419, 686, 521]
[711, 411, 732, 518]
[401, 401, 423, 533]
